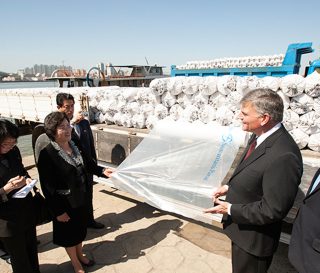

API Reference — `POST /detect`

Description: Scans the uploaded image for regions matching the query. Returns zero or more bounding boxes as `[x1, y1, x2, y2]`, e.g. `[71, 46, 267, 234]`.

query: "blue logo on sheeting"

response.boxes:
[203, 131, 233, 181]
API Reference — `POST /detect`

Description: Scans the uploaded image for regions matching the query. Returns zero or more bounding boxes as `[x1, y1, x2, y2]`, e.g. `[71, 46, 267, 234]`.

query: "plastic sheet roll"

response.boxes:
[260, 76, 280, 92]
[161, 91, 177, 108]
[289, 128, 309, 149]
[169, 104, 184, 121]
[305, 71, 320, 97]
[290, 93, 314, 115]
[298, 111, 320, 135]
[283, 109, 299, 131]
[308, 133, 320, 152]
[217, 75, 237, 95]
[199, 105, 216, 124]
[110, 120, 247, 223]
[199, 76, 217, 96]
[208, 92, 227, 109]
[177, 93, 192, 109]
[277, 91, 290, 109]
[280, 74, 305, 97]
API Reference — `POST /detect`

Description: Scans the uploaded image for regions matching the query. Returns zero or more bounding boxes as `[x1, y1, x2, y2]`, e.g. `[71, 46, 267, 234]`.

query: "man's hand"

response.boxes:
[203, 198, 230, 215]
[211, 185, 229, 203]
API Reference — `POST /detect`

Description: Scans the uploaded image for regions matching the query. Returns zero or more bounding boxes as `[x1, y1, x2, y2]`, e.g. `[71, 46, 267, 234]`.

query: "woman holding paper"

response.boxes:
[0, 119, 40, 273]
[37, 111, 112, 273]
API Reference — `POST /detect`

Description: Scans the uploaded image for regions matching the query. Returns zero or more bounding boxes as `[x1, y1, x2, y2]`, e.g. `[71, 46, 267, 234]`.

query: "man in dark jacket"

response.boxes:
[205, 89, 303, 273]
[288, 168, 320, 273]
[56, 93, 111, 229]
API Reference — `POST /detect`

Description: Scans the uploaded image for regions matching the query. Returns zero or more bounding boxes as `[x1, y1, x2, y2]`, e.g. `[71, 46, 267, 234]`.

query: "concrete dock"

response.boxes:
[0, 156, 297, 273]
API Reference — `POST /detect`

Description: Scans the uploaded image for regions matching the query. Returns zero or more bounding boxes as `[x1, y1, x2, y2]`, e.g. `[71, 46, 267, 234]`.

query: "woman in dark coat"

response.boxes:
[0, 119, 40, 273]
[37, 112, 111, 273]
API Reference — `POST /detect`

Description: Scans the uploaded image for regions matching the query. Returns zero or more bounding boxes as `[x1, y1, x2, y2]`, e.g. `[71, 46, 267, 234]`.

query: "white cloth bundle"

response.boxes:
[289, 128, 309, 149]
[260, 76, 280, 91]
[305, 71, 320, 97]
[231, 110, 242, 127]
[177, 93, 192, 108]
[225, 91, 242, 112]
[149, 78, 167, 96]
[97, 99, 117, 115]
[140, 103, 155, 118]
[94, 111, 106, 124]
[290, 93, 314, 115]
[169, 104, 184, 121]
[283, 109, 299, 131]
[208, 92, 227, 109]
[113, 112, 124, 126]
[154, 104, 168, 120]
[103, 112, 115, 124]
[135, 88, 160, 104]
[298, 111, 320, 135]
[122, 113, 134, 128]
[182, 105, 199, 122]
[116, 100, 127, 114]
[118, 87, 139, 102]
[199, 105, 216, 124]
[171, 77, 188, 95]
[280, 74, 305, 97]
[215, 106, 234, 126]
[183, 77, 201, 95]
[236, 76, 261, 95]
[126, 101, 140, 115]
[199, 76, 217, 95]
[313, 97, 320, 114]
[217, 75, 237, 95]
[132, 114, 146, 129]
[277, 91, 290, 109]
[166, 78, 179, 95]
[161, 91, 177, 108]
[191, 91, 209, 108]
[146, 115, 159, 129]
[308, 133, 320, 152]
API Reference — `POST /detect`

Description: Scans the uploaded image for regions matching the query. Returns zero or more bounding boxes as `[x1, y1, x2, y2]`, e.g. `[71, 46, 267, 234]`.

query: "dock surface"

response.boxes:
[0, 156, 297, 273]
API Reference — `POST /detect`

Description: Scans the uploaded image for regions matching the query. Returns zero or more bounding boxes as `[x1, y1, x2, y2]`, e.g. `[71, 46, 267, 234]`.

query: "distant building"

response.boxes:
[97, 62, 105, 74]
[23, 64, 73, 77]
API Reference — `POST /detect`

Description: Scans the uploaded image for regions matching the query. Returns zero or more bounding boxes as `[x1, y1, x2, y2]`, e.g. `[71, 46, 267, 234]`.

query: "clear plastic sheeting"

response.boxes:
[110, 120, 247, 223]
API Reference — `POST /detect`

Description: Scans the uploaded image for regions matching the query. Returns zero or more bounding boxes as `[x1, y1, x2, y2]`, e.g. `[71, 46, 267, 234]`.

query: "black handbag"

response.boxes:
[33, 189, 53, 226]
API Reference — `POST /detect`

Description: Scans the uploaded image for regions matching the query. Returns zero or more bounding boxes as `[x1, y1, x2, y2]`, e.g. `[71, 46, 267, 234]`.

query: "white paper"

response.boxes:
[12, 179, 38, 198]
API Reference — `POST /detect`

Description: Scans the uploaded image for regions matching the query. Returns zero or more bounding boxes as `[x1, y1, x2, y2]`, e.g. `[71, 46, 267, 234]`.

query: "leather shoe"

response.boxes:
[87, 221, 105, 229]
[80, 259, 95, 267]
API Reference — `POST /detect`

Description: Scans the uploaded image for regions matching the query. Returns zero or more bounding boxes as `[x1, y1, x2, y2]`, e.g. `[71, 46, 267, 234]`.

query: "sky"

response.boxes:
[1, 0, 320, 74]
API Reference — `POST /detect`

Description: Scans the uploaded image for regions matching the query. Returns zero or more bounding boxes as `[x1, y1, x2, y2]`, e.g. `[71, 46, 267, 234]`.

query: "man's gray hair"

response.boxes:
[240, 89, 284, 122]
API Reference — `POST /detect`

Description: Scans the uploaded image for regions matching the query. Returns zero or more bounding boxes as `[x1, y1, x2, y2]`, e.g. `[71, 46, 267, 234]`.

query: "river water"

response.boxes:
[0, 81, 58, 157]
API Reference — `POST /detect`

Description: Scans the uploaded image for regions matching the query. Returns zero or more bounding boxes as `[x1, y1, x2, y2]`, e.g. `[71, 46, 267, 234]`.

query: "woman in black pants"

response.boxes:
[0, 119, 40, 273]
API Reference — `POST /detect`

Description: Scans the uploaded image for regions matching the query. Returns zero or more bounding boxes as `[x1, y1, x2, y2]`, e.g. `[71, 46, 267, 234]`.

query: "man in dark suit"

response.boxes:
[288, 169, 320, 273]
[205, 89, 303, 273]
[56, 93, 110, 229]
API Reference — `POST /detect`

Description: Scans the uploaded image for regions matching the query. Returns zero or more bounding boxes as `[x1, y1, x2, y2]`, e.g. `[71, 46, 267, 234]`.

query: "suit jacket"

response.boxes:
[72, 119, 97, 161]
[0, 147, 36, 237]
[37, 143, 90, 217]
[288, 169, 320, 273]
[72, 119, 104, 179]
[223, 125, 303, 257]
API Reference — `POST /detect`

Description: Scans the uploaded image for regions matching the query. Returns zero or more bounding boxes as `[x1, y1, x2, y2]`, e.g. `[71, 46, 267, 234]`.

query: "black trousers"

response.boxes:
[231, 242, 273, 273]
[86, 174, 95, 224]
[1, 226, 40, 273]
